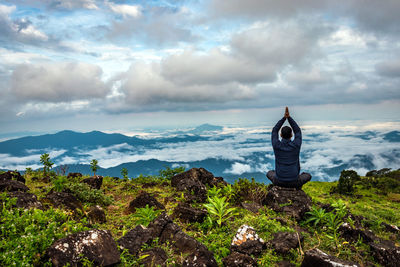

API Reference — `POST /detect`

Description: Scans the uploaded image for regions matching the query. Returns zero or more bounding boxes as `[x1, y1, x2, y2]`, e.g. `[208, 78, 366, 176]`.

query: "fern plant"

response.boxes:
[304, 206, 328, 227]
[203, 196, 237, 227]
[133, 205, 162, 227]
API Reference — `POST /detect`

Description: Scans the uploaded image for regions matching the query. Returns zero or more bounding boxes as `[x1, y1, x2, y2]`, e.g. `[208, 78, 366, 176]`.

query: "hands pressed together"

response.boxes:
[284, 106, 290, 118]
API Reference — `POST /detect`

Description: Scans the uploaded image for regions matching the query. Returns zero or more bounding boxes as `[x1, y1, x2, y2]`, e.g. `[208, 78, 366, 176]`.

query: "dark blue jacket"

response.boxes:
[271, 117, 302, 182]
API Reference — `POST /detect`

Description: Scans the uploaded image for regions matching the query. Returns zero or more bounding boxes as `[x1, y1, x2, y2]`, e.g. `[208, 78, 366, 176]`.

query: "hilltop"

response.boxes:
[1, 166, 399, 266]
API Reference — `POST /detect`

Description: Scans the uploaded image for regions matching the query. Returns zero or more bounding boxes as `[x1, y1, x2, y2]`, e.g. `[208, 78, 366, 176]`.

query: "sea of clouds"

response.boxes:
[1, 121, 399, 181]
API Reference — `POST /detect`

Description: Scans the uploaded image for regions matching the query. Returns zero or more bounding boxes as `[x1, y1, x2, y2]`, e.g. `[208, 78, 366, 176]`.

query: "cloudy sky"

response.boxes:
[1, 0, 400, 134]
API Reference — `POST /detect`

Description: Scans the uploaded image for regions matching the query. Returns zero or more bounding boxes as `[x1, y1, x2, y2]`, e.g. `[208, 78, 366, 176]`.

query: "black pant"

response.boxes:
[267, 170, 311, 189]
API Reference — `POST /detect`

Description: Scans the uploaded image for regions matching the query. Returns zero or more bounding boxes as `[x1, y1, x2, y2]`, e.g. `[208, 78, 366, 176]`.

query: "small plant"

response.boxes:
[40, 153, 54, 176]
[121, 168, 128, 180]
[132, 205, 162, 227]
[304, 206, 328, 227]
[207, 186, 222, 198]
[203, 195, 237, 227]
[53, 176, 68, 192]
[90, 159, 98, 176]
[325, 212, 343, 250]
[222, 184, 234, 201]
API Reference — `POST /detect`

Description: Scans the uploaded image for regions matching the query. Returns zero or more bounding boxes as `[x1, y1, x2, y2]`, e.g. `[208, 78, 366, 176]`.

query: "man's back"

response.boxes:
[271, 116, 302, 182]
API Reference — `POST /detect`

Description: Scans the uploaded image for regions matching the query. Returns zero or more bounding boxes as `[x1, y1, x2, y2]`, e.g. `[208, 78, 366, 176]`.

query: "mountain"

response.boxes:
[0, 130, 211, 157]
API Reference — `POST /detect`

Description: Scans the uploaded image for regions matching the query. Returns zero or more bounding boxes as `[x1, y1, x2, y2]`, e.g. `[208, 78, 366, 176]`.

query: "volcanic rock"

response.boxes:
[301, 248, 359, 267]
[270, 232, 303, 255]
[0, 180, 29, 192]
[0, 170, 25, 183]
[7, 191, 43, 209]
[118, 225, 153, 256]
[222, 252, 258, 267]
[172, 202, 207, 223]
[42, 191, 83, 211]
[183, 248, 218, 267]
[126, 191, 165, 213]
[139, 247, 167, 267]
[369, 239, 400, 267]
[87, 205, 107, 224]
[171, 168, 216, 203]
[263, 186, 311, 221]
[46, 229, 120, 267]
[231, 225, 265, 256]
[82, 176, 103, 190]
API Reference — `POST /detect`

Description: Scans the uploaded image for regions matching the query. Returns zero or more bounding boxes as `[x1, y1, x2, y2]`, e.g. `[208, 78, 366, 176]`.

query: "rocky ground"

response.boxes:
[0, 168, 399, 266]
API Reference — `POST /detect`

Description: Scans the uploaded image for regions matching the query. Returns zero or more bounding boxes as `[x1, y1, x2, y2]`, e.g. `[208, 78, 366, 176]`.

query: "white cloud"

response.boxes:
[224, 162, 252, 175]
[11, 62, 110, 103]
[18, 23, 48, 41]
[107, 2, 141, 18]
[0, 149, 66, 170]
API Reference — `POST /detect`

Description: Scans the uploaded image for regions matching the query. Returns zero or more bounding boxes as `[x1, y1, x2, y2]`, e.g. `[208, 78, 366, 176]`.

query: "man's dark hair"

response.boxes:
[281, 126, 292, 139]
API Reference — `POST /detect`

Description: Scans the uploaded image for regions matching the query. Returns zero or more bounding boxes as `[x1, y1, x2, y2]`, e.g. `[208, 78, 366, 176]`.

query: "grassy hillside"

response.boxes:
[1, 168, 399, 266]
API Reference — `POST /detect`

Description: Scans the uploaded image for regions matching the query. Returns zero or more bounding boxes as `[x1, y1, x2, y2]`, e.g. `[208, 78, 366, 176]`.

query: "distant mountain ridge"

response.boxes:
[0, 127, 399, 183]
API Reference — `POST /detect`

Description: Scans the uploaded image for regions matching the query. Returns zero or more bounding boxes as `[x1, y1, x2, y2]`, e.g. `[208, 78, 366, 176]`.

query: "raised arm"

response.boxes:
[288, 116, 302, 147]
[271, 117, 286, 148]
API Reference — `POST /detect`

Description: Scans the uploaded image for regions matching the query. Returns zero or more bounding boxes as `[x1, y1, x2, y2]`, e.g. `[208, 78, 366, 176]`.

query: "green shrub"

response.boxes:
[332, 170, 360, 195]
[0, 193, 89, 266]
[53, 176, 68, 192]
[65, 183, 113, 206]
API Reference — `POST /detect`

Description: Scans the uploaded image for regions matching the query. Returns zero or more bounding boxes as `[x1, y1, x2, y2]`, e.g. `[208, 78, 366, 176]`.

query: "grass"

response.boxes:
[1, 169, 399, 266]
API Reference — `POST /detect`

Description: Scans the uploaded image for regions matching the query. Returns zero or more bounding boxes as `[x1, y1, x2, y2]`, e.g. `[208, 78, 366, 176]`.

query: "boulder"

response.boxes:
[139, 247, 167, 267]
[338, 223, 375, 244]
[172, 168, 215, 187]
[82, 176, 103, 190]
[222, 252, 258, 267]
[172, 202, 207, 223]
[263, 186, 311, 221]
[126, 191, 165, 214]
[171, 168, 212, 203]
[270, 232, 303, 255]
[301, 248, 359, 267]
[42, 191, 83, 211]
[381, 222, 400, 234]
[231, 225, 265, 256]
[7, 191, 43, 209]
[339, 222, 400, 266]
[152, 213, 217, 266]
[67, 172, 82, 179]
[0, 170, 25, 183]
[369, 239, 400, 267]
[118, 225, 153, 256]
[183, 249, 218, 267]
[87, 205, 107, 224]
[0, 180, 29, 192]
[46, 229, 120, 267]
[119, 212, 218, 266]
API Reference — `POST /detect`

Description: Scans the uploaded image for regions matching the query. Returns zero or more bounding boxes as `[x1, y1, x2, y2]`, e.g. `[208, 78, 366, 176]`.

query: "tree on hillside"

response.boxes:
[90, 159, 98, 176]
[121, 168, 128, 180]
[40, 153, 54, 176]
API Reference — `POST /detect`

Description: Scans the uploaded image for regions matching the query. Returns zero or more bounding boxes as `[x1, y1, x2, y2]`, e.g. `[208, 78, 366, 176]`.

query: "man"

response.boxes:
[267, 107, 311, 188]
